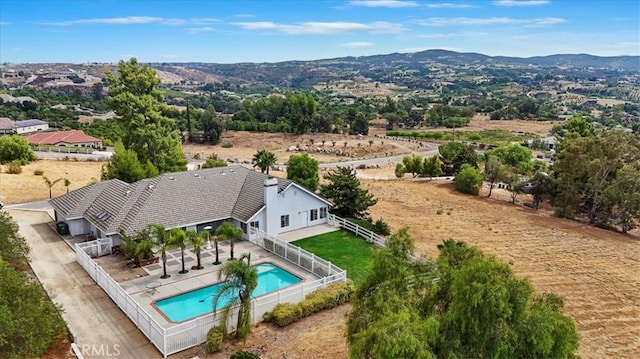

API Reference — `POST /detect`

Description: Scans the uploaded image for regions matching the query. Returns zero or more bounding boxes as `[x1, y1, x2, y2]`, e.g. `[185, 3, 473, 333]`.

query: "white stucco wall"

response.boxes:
[16, 124, 49, 134]
[264, 185, 328, 235]
[65, 218, 90, 236]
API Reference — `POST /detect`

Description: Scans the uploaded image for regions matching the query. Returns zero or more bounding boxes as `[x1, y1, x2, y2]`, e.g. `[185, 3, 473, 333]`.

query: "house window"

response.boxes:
[240, 222, 247, 234]
[280, 215, 290, 228]
[250, 221, 259, 232]
[320, 207, 327, 219]
[310, 209, 318, 221]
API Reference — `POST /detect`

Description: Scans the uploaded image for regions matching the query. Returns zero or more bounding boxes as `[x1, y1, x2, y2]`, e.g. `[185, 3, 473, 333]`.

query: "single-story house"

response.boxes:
[25, 130, 103, 148]
[49, 166, 331, 244]
[0, 117, 15, 134]
[15, 119, 49, 134]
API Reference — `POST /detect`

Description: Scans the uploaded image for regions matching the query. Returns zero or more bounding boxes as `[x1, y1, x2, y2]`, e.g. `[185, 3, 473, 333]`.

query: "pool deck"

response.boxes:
[120, 239, 320, 327]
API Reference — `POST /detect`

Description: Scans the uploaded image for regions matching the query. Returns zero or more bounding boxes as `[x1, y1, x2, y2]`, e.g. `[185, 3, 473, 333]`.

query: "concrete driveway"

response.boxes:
[10, 209, 161, 359]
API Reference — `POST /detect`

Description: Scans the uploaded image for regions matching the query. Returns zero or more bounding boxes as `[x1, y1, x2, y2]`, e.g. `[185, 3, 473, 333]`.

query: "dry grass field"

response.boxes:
[0, 160, 104, 204]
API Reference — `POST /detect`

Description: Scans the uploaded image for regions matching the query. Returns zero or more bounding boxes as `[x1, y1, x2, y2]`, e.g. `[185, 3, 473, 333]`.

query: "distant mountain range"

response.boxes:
[320, 49, 639, 70]
[151, 49, 638, 88]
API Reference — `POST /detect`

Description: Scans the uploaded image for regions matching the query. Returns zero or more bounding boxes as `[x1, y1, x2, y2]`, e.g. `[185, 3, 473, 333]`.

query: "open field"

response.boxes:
[184, 130, 412, 165]
[370, 116, 560, 137]
[0, 160, 104, 204]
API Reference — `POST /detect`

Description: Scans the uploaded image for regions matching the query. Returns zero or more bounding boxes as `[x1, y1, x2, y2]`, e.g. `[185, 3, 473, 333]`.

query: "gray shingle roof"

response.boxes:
[50, 166, 294, 236]
[49, 181, 113, 219]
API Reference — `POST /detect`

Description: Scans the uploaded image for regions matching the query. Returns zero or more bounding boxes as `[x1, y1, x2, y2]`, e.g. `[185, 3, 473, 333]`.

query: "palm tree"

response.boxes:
[252, 150, 277, 175]
[43, 176, 62, 199]
[212, 233, 222, 265]
[214, 221, 243, 260]
[187, 229, 207, 270]
[149, 223, 174, 279]
[211, 253, 257, 341]
[170, 228, 189, 274]
[63, 178, 71, 193]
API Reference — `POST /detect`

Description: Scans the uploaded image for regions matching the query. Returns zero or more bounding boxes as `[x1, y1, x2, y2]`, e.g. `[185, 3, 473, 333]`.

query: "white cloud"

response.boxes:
[350, 0, 419, 8]
[187, 27, 215, 34]
[161, 18, 186, 26]
[419, 31, 488, 38]
[426, 3, 477, 8]
[341, 41, 376, 48]
[417, 17, 566, 26]
[44, 16, 163, 26]
[234, 14, 255, 18]
[233, 21, 405, 34]
[494, 0, 549, 6]
[612, 41, 639, 49]
[42, 16, 218, 26]
[0, 21, 8, 26]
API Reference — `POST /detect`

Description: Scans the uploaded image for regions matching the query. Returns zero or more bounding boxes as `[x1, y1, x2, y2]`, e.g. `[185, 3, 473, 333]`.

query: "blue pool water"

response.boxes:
[154, 263, 302, 322]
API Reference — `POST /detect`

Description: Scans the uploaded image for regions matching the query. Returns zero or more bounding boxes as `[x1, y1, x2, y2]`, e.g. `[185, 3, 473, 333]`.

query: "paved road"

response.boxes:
[318, 148, 440, 169]
[10, 208, 161, 359]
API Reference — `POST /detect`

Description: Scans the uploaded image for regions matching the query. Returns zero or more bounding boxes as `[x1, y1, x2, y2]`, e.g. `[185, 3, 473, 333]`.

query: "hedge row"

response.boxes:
[263, 281, 355, 327]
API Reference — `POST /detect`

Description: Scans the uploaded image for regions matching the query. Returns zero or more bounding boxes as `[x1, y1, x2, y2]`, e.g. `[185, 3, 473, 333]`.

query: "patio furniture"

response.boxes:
[146, 281, 161, 295]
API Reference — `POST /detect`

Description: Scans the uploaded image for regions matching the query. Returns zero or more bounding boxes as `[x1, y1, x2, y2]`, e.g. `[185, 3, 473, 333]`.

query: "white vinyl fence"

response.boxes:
[328, 214, 387, 247]
[75, 230, 347, 357]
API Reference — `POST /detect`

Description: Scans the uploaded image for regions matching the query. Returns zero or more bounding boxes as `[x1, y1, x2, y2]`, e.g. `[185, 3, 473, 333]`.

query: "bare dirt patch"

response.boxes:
[183, 131, 411, 166]
[175, 304, 350, 359]
[0, 160, 105, 204]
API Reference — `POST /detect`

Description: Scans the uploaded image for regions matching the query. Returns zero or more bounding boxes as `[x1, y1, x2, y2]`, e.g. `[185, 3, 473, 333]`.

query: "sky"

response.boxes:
[0, 0, 638, 64]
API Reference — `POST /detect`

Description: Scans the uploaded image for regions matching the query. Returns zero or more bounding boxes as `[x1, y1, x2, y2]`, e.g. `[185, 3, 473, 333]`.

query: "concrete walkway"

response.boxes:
[10, 209, 161, 359]
[278, 223, 340, 242]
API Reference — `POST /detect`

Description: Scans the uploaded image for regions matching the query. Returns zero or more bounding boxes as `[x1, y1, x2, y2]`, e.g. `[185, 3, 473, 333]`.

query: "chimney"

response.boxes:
[263, 177, 279, 205]
[263, 177, 279, 235]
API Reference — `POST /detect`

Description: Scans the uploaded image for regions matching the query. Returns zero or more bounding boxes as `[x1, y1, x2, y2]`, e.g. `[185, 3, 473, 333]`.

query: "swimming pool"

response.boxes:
[154, 263, 302, 322]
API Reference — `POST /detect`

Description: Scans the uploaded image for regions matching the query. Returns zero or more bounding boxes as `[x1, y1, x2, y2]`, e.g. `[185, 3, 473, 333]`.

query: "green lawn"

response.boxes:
[292, 230, 375, 285]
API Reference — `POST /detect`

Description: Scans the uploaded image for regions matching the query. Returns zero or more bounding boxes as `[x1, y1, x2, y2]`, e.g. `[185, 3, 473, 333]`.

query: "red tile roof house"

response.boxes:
[25, 130, 103, 148]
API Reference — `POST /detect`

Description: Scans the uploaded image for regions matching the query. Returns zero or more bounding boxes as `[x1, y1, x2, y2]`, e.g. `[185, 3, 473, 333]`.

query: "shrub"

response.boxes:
[202, 156, 227, 168]
[264, 281, 355, 327]
[33, 169, 44, 176]
[6, 160, 22, 174]
[221, 142, 233, 148]
[0, 135, 36, 165]
[395, 163, 405, 178]
[193, 152, 201, 160]
[230, 351, 260, 359]
[205, 325, 225, 353]
[436, 209, 444, 215]
[467, 133, 482, 141]
[454, 164, 484, 195]
[372, 218, 391, 236]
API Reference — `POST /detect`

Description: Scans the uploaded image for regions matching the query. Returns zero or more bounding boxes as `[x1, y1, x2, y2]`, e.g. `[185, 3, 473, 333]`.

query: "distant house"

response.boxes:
[541, 136, 558, 151]
[49, 166, 331, 242]
[0, 117, 15, 134]
[25, 130, 102, 148]
[15, 119, 49, 134]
